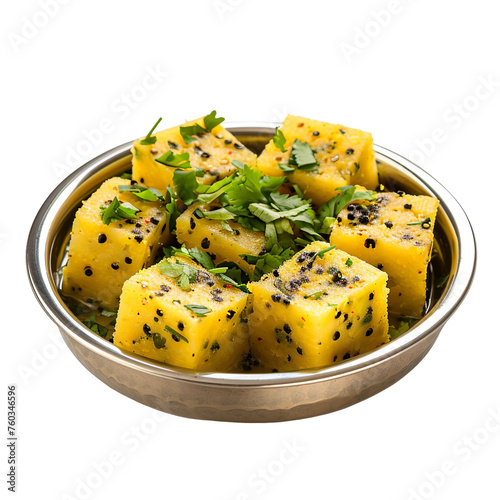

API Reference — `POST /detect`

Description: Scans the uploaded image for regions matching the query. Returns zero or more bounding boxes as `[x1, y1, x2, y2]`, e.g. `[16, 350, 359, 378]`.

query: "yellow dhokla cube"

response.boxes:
[114, 256, 249, 371]
[257, 115, 378, 206]
[329, 190, 439, 318]
[248, 241, 389, 371]
[62, 177, 171, 310]
[176, 202, 266, 276]
[132, 116, 256, 192]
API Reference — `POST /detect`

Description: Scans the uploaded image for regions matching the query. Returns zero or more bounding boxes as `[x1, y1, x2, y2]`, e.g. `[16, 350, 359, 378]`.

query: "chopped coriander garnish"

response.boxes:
[203, 207, 236, 220]
[304, 291, 324, 300]
[173, 169, 202, 205]
[389, 321, 410, 340]
[435, 274, 449, 288]
[220, 220, 234, 233]
[155, 151, 191, 169]
[407, 217, 432, 228]
[179, 111, 225, 144]
[345, 257, 353, 267]
[83, 315, 108, 338]
[118, 185, 164, 202]
[317, 186, 376, 233]
[204, 110, 225, 132]
[164, 324, 189, 343]
[327, 303, 338, 307]
[157, 259, 198, 291]
[289, 139, 318, 171]
[166, 245, 215, 270]
[317, 245, 336, 259]
[140, 117, 162, 145]
[278, 163, 295, 173]
[152, 333, 167, 349]
[272, 127, 287, 152]
[184, 304, 212, 317]
[100, 197, 140, 225]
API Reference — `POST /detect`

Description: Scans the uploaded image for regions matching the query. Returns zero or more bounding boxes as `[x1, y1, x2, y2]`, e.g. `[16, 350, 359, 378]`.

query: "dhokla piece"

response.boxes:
[248, 241, 389, 371]
[62, 177, 170, 310]
[257, 115, 378, 206]
[132, 116, 256, 191]
[329, 190, 440, 318]
[176, 202, 266, 275]
[113, 256, 249, 371]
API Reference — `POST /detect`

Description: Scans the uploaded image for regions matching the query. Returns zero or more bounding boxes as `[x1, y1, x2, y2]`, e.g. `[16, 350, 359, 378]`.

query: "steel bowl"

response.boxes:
[26, 123, 476, 422]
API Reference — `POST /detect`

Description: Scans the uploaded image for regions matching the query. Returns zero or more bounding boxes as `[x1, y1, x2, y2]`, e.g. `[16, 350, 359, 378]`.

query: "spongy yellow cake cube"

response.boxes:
[329, 190, 439, 318]
[132, 115, 256, 192]
[248, 241, 389, 371]
[257, 115, 378, 206]
[114, 255, 249, 371]
[62, 177, 171, 309]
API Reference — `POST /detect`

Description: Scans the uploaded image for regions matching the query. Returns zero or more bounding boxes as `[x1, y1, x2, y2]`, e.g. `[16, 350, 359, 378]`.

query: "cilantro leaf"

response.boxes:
[153, 333, 167, 349]
[278, 163, 295, 173]
[140, 117, 162, 145]
[272, 127, 287, 152]
[157, 260, 184, 279]
[165, 324, 189, 343]
[179, 123, 207, 144]
[166, 245, 215, 270]
[179, 111, 225, 144]
[289, 139, 318, 171]
[435, 274, 449, 288]
[118, 184, 164, 202]
[173, 169, 201, 205]
[203, 207, 236, 220]
[204, 110, 225, 132]
[317, 244, 336, 259]
[389, 321, 410, 340]
[83, 315, 108, 338]
[184, 304, 212, 317]
[196, 176, 233, 204]
[317, 186, 376, 233]
[165, 186, 180, 232]
[155, 151, 191, 169]
[407, 217, 432, 227]
[304, 291, 324, 300]
[220, 220, 234, 233]
[218, 273, 249, 293]
[100, 197, 140, 225]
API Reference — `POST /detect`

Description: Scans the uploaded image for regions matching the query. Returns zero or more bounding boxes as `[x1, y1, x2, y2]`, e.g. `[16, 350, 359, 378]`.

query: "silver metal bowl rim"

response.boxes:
[26, 122, 476, 388]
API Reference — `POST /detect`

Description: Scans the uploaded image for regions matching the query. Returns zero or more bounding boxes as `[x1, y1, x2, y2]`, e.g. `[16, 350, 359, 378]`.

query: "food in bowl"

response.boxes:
[60, 111, 441, 373]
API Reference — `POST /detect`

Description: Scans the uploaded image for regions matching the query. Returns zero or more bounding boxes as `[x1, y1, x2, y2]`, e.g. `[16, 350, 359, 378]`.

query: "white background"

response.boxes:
[2, 1, 499, 499]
